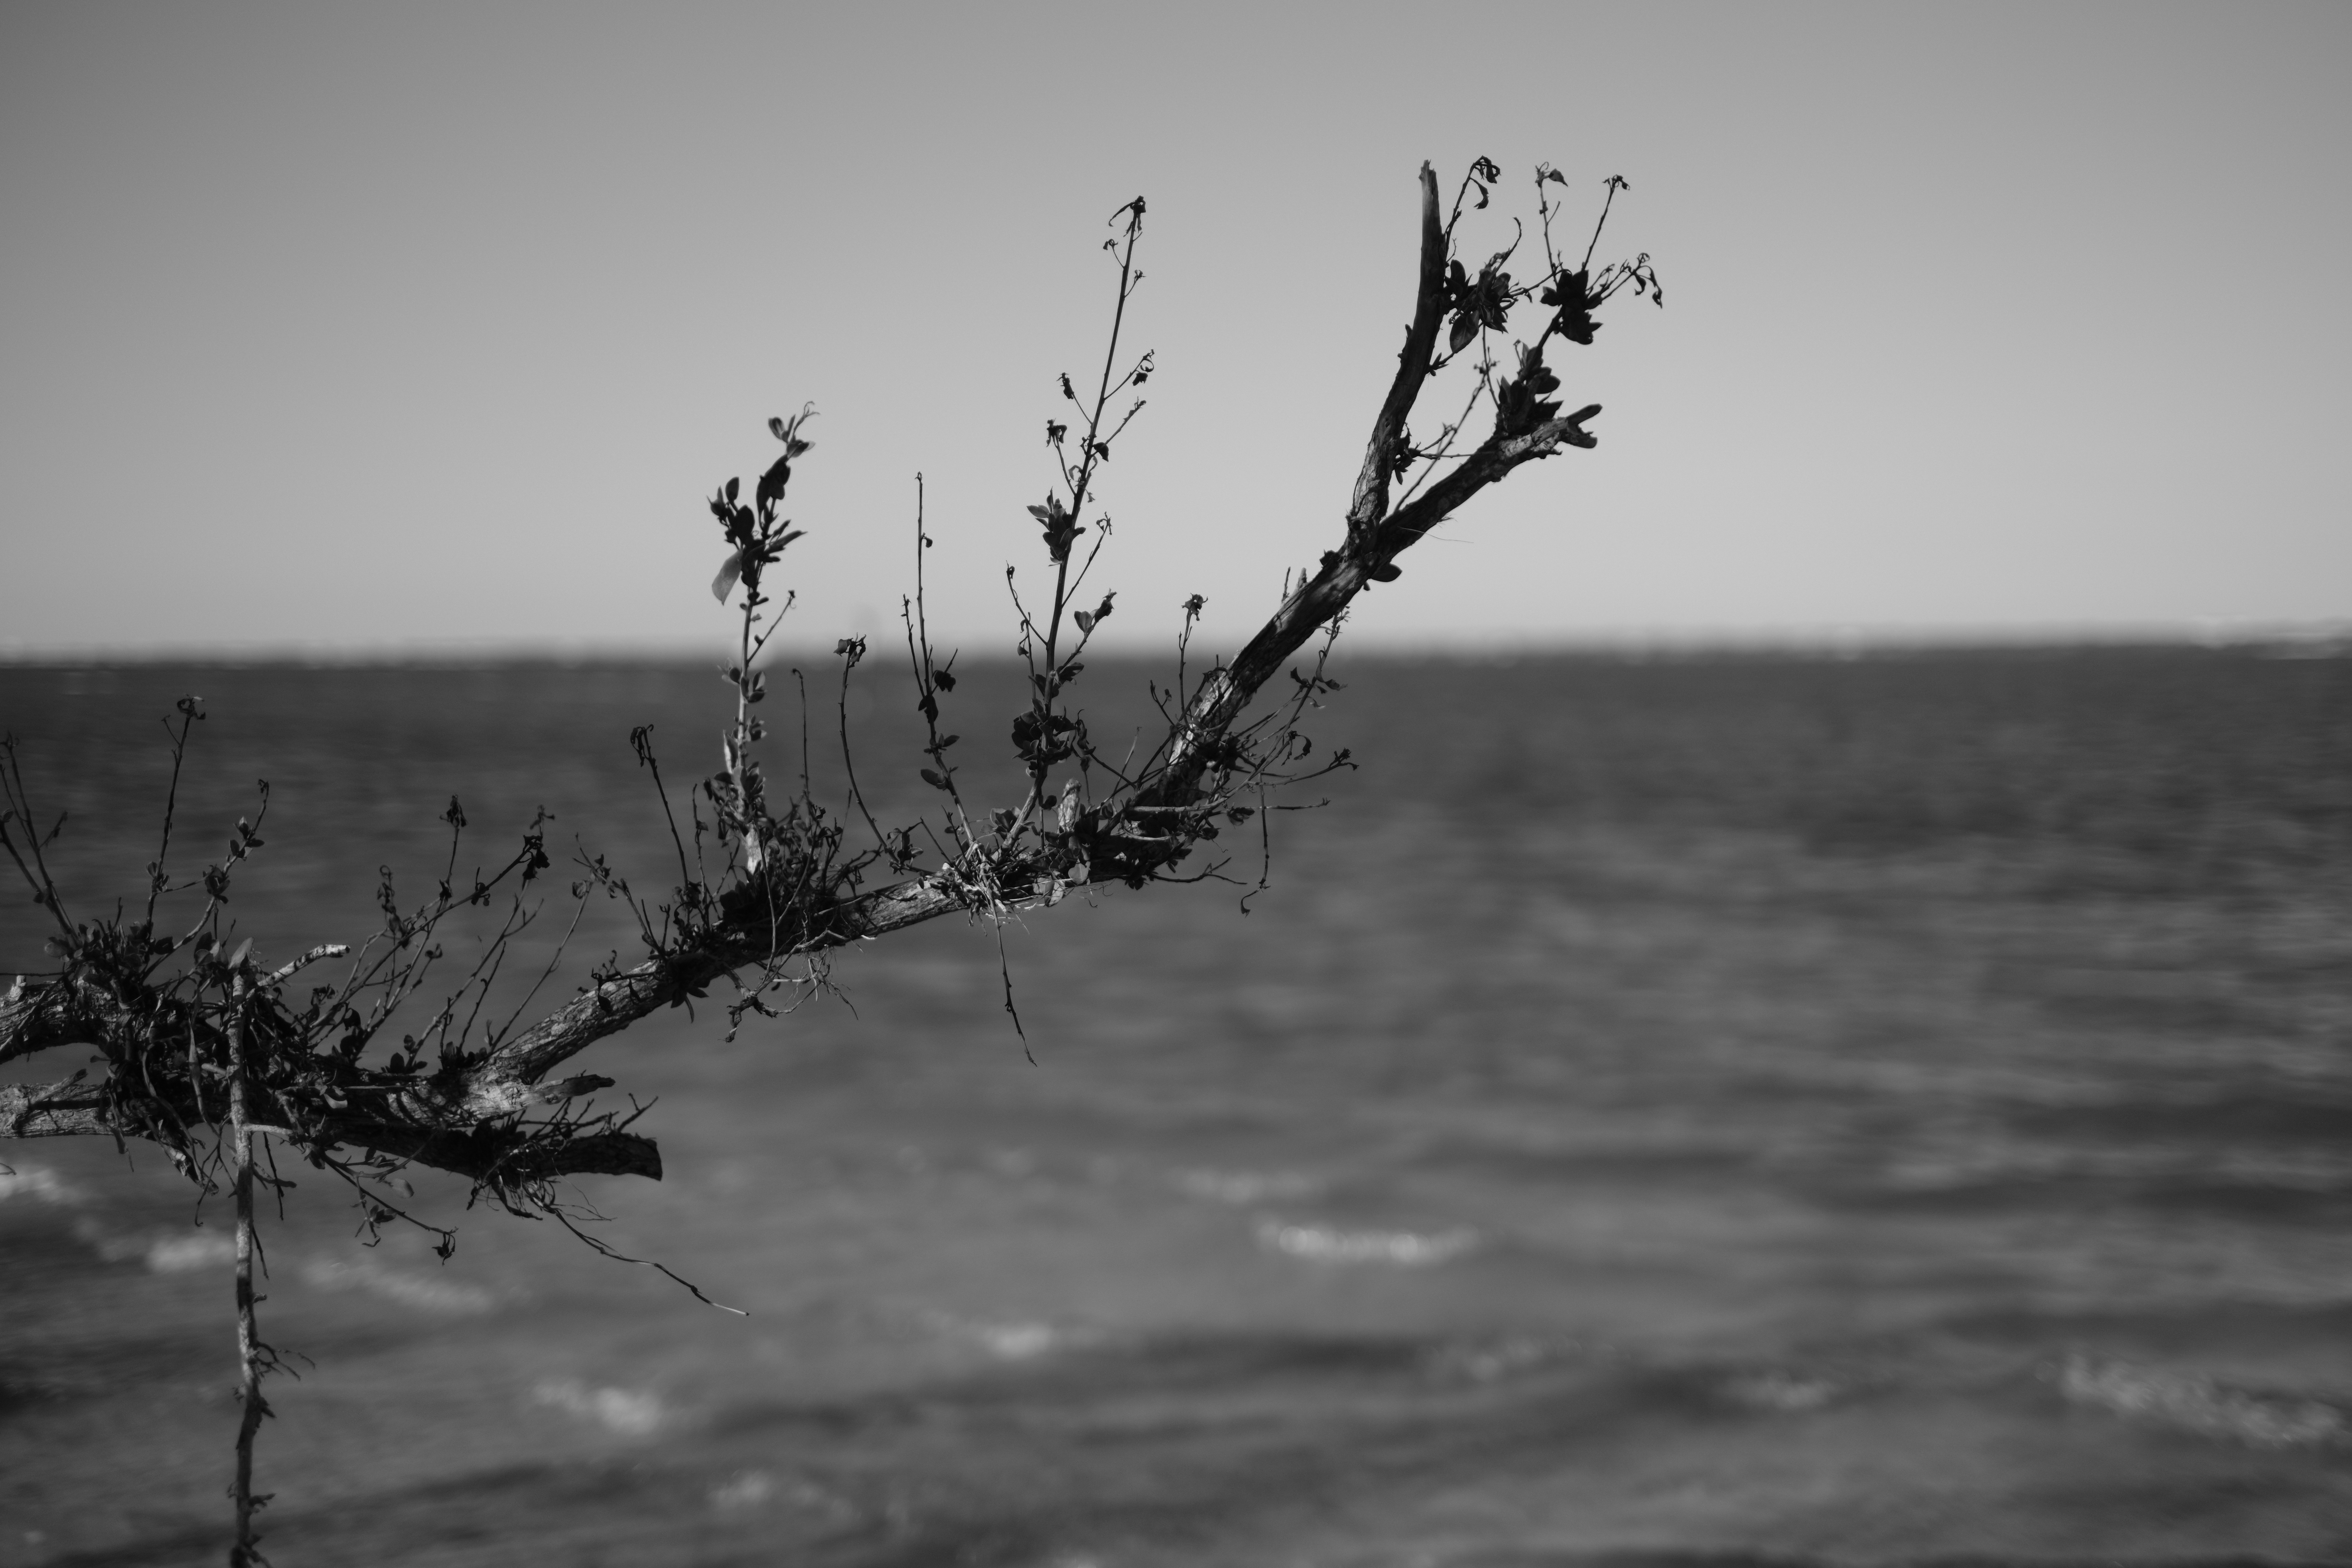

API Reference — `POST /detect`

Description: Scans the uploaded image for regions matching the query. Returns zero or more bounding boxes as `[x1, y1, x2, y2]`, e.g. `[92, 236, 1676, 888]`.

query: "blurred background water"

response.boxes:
[2, 649, 2349, 1566]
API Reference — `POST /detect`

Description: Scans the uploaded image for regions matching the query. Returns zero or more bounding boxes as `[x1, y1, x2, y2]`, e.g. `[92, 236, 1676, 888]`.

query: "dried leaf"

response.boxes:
[1541, 267, 1600, 346]
[711, 551, 743, 603]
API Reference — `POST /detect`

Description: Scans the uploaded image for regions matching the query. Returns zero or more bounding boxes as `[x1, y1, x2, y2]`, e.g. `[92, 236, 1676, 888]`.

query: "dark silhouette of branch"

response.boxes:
[0, 158, 1660, 1557]
[2, 154, 1656, 1202]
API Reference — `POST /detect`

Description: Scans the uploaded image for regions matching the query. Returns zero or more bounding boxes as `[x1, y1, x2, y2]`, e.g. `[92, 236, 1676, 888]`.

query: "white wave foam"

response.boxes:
[0, 1164, 79, 1205]
[709, 1470, 774, 1509]
[533, 1377, 665, 1436]
[73, 1218, 235, 1272]
[1254, 1217, 1476, 1267]
[924, 1310, 1067, 1360]
[975, 1321, 1059, 1359]
[144, 1233, 237, 1272]
[708, 1470, 855, 1522]
[1176, 1167, 1319, 1205]
[302, 1256, 495, 1314]
[1725, 1371, 1842, 1412]
[2058, 1353, 2345, 1448]
[1435, 1335, 1554, 1383]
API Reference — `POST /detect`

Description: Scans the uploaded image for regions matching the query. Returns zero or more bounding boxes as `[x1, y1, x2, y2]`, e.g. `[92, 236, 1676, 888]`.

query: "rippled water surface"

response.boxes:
[3, 650, 2349, 1566]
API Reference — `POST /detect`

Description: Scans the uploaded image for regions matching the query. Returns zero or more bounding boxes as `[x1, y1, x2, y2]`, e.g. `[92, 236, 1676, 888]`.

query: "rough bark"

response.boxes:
[228, 973, 267, 1568]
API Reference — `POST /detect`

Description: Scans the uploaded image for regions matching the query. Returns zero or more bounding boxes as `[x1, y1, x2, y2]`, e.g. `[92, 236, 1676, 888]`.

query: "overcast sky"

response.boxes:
[3, 2, 2346, 657]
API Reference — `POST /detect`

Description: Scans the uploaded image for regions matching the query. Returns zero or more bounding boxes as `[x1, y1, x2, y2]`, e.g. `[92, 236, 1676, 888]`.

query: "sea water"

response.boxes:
[1, 650, 2348, 1566]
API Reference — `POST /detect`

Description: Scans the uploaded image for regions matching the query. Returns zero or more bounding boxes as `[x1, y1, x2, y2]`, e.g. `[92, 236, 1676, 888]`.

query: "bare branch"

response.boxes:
[0, 1078, 107, 1137]
[0, 1074, 661, 1181]
[1345, 162, 1448, 546]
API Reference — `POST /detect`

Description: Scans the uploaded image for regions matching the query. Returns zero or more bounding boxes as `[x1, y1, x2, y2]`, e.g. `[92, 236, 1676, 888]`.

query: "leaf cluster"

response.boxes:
[2, 722, 644, 1254]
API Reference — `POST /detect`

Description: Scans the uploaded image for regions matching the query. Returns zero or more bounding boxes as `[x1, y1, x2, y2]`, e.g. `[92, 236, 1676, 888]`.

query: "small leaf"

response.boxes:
[1073, 610, 1095, 634]
[919, 768, 950, 791]
[712, 550, 743, 602]
[756, 453, 792, 511]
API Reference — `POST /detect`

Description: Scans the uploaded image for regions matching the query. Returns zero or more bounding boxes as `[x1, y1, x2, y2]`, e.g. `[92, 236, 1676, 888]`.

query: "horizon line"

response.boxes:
[4, 619, 2349, 668]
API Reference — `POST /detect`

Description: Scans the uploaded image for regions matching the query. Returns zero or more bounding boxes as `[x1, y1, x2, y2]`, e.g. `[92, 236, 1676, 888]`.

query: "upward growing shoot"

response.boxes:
[1013, 196, 1151, 825]
[707, 405, 815, 879]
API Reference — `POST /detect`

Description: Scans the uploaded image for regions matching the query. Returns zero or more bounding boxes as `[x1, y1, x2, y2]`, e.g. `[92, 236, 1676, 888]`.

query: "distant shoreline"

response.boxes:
[3, 630, 2348, 670]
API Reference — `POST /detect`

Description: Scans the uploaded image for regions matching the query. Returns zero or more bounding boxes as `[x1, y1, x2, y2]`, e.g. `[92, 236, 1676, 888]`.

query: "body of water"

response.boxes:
[2, 649, 2349, 1565]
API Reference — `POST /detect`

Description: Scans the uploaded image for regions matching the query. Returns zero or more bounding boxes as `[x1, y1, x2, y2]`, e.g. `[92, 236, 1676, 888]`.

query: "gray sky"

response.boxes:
[3, 1, 2346, 656]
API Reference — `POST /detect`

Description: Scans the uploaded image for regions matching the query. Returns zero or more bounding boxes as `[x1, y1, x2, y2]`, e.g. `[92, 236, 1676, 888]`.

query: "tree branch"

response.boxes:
[0, 1076, 660, 1181]
[1, 158, 1631, 1205]
[0, 1078, 107, 1137]
[1345, 162, 1447, 545]
[464, 869, 981, 1107]
[0, 975, 109, 1067]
